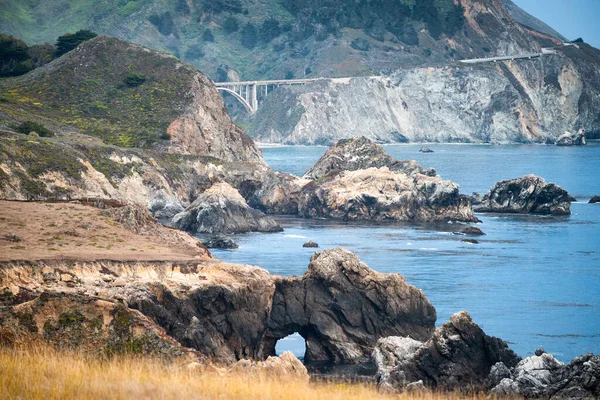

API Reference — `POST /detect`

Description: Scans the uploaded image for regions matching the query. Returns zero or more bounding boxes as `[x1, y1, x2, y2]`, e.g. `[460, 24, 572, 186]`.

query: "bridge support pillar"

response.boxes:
[251, 83, 258, 112]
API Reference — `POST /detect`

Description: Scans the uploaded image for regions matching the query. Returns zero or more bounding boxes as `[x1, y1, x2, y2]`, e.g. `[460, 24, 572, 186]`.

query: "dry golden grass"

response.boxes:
[0, 347, 489, 400]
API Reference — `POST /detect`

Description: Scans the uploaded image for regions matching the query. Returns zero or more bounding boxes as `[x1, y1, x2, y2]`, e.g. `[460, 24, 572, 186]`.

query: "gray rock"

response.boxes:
[556, 129, 587, 146]
[461, 238, 479, 244]
[302, 241, 319, 248]
[204, 235, 239, 249]
[460, 226, 486, 236]
[475, 174, 572, 215]
[486, 362, 513, 388]
[374, 311, 521, 392]
[589, 196, 600, 204]
[302, 137, 428, 180]
[172, 182, 283, 234]
[536, 347, 546, 356]
[264, 248, 436, 364]
[419, 146, 434, 153]
[373, 336, 423, 392]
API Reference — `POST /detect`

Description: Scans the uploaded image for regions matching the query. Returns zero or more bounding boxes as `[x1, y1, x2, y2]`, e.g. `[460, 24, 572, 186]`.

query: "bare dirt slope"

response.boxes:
[0, 200, 211, 261]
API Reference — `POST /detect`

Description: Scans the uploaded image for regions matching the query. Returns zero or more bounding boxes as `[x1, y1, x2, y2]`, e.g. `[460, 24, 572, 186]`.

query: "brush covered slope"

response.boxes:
[0, 36, 263, 162]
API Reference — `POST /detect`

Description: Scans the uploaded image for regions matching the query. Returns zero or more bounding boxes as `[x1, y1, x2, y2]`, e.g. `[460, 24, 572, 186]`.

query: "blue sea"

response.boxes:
[209, 143, 600, 363]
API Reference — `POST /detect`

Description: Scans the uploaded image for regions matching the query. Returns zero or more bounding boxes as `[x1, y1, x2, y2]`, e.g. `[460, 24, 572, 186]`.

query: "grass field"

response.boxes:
[0, 346, 493, 400]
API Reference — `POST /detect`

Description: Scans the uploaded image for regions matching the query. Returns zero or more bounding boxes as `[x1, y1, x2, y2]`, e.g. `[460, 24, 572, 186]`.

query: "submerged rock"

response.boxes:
[302, 241, 319, 248]
[556, 129, 587, 146]
[172, 182, 283, 234]
[460, 226, 486, 236]
[204, 235, 239, 249]
[475, 174, 572, 215]
[375, 311, 521, 391]
[461, 238, 479, 244]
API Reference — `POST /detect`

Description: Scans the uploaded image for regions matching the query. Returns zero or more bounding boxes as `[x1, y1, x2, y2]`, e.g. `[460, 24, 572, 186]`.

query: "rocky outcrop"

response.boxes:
[374, 311, 521, 392]
[490, 352, 600, 399]
[302, 137, 434, 180]
[556, 129, 587, 146]
[298, 167, 477, 223]
[263, 248, 436, 364]
[204, 235, 239, 249]
[419, 147, 434, 153]
[475, 174, 573, 215]
[0, 292, 200, 361]
[172, 182, 282, 234]
[460, 226, 486, 236]
[302, 241, 319, 248]
[1, 248, 437, 366]
[590, 196, 600, 204]
[231, 351, 309, 381]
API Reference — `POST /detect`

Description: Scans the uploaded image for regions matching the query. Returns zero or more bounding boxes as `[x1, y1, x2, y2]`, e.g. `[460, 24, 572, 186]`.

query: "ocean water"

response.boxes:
[210, 143, 600, 363]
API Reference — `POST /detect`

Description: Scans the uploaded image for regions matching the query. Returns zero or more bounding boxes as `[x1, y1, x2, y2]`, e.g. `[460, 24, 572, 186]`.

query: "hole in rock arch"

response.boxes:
[275, 332, 306, 361]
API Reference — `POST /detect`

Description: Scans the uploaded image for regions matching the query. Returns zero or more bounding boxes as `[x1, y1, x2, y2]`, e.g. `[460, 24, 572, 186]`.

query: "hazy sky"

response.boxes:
[513, 0, 600, 48]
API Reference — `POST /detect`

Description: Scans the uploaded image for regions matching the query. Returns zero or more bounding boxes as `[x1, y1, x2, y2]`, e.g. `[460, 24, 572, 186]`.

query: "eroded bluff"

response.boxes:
[0, 248, 435, 366]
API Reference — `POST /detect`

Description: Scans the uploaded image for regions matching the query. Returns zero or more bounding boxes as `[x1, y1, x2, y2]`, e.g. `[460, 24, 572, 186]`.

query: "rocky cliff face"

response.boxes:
[250, 45, 600, 144]
[0, 248, 436, 366]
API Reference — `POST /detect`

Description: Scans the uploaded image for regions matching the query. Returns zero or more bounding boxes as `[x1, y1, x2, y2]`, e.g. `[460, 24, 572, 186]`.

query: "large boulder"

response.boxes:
[298, 167, 478, 222]
[374, 311, 521, 391]
[490, 352, 600, 399]
[263, 248, 437, 364]
[303, 137, 433, 180]
[475, 174, 573, 215]
[556, 129, 587, 146]
[172, 182, 283, 234]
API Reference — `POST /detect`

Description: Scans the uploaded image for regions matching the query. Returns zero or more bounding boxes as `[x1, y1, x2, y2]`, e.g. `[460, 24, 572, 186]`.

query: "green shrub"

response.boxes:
[350, 38, 370, 51]
[203, 29, 215, 42]
[223, 16, 240, 33]
[124, 73, 146, 87]
[55, 30, 97, 57]
[241, 23, 258, 49]
[14, 121, 54, 137]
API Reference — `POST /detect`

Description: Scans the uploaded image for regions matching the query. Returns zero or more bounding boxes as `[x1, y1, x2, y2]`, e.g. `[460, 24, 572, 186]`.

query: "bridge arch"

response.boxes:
[216, 87, 255, 114]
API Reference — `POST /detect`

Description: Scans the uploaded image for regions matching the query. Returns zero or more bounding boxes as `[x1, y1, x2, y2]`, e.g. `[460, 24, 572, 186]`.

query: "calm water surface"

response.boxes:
[209, 143, 600, 362]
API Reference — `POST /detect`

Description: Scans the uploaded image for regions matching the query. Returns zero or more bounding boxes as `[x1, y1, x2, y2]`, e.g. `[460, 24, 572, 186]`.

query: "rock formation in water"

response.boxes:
[374, 311, 521, 392]
[302, 137, 434, 180]
[556, 129, 587, 146]
[203, 235, 239, 249]
[589, 196, 600, 204]
[172, 182, 282, 234]
[475, 174, 573, 215]
[299, 167, 477, 223]
[264, 248, 436, 364]
[297, 137, 476, 223]
[460, 226, 486, 236]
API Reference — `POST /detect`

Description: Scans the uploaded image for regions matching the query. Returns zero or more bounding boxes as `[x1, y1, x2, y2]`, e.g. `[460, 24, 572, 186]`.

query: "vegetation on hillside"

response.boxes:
[0, 346, 488, 400]
[0, 0, 469, 80]
[0, 36, 198, 148]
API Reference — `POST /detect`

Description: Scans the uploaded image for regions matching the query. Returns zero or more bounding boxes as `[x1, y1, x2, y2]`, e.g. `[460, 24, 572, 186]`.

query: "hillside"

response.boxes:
[0, 36, 263, 162]
[0, 0, 570, 82]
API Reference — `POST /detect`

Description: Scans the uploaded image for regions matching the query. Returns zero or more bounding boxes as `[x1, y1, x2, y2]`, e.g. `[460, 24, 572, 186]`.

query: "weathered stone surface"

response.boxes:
[204, 235, 239, 249]
[263, 248, 436, 364]
[231, 351, 309, 381]
[1, 247, 437, 367]
[556, 129, 587, 146]
[475, 174, 572, 215]
[303, 137, 431, 180]
[375, 311, 521, 391]
[373, 336, 423, 392]
[172, 182, 282, 234]
[490, 352, 600, 398]
[298, 167, 477, 223]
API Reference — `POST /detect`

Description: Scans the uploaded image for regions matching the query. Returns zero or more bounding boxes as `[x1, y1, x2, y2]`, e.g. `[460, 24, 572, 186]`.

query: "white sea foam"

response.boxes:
[284, 234, 307, 239]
